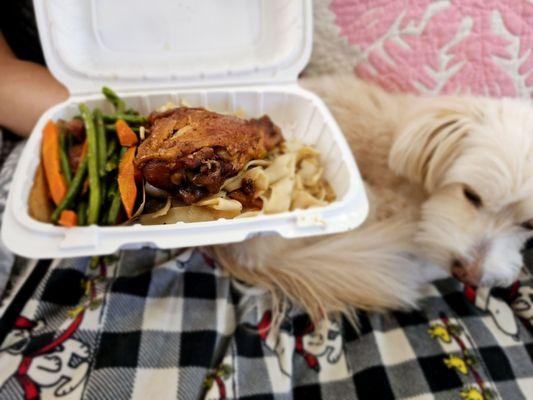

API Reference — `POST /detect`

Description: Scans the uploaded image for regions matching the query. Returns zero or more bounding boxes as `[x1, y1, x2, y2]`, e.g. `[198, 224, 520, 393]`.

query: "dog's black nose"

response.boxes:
[452, 259, 464, 269]
[451, 257, 482, 286]
[451, 259, 467, 281]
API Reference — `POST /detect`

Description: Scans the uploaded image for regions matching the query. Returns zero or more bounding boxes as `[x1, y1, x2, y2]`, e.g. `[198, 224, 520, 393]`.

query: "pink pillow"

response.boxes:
[330, 0, 533, 97]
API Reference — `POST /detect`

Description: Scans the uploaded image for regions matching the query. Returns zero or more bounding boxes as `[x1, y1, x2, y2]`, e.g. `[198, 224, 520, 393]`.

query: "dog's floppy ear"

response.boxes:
[388, 98, 481, 192]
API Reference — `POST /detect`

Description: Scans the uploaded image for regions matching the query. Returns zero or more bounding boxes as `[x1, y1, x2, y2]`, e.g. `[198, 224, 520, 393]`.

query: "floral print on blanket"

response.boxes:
[331, 0, 533, 97]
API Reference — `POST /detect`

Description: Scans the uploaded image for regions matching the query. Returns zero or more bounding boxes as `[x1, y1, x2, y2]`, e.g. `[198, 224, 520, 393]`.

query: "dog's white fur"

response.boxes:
[209, 76, 533, 323]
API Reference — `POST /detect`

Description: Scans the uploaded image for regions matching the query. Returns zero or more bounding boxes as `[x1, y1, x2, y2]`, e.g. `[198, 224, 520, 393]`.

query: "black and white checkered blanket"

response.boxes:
[0, 247, 531, 400]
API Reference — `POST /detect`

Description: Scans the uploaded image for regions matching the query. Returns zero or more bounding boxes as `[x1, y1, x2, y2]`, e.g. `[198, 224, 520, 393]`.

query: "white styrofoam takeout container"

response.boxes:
[1, 0, 369, 258]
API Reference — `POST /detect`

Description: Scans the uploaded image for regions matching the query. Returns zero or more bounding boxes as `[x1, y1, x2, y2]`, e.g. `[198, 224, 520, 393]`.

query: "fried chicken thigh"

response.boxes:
[135, 108, 283, 204]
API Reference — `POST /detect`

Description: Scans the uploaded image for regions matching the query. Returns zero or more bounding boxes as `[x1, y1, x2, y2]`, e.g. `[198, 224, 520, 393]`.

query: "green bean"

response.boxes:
[77, 200, 87, 226]
[102, 114, 147, 124]
[105, 158, 118, 173]
[100, 178, 108, 212]
[94, 109, 107, 178]
[125, 108, 139, 115]
[79, 104, 101, 225]
[107, 138, 117, 157]
[107, 183, 122, 225]
[102, 87, 125, 114]
[59, 131, 72, 184]
[105, 124, 140, 133]
[51, 157, 88, 222]
[100, 174, 118, 224]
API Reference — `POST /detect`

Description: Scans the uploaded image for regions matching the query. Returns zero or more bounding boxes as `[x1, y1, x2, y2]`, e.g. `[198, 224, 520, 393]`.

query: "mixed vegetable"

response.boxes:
[35, 87, 146, 227]
[31, 88, 336, 227]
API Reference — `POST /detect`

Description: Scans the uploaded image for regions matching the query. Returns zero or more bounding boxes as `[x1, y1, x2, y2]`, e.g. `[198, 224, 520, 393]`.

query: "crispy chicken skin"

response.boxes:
[135, 107, 283, 204]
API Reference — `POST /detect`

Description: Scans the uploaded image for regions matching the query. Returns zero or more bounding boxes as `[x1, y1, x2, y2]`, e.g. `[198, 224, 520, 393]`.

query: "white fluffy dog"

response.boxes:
[209, 76, 533, 323]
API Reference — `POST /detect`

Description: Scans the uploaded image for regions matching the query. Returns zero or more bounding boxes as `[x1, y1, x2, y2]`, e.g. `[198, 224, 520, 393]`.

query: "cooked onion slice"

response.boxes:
[139, 197, 172, 224]
[145, 182, 169, 199]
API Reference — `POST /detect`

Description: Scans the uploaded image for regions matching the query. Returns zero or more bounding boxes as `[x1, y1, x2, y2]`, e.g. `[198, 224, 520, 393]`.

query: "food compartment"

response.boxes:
[4, 86, 367, 258]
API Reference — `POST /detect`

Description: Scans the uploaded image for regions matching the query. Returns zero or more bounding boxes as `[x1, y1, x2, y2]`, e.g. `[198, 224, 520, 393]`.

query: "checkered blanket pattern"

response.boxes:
[1, 0, 533, 397]
[0, 247, 531, 400]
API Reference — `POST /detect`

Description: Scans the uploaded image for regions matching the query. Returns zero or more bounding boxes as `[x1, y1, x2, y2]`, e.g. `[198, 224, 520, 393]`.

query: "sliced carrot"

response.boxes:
[58, 210, 77, 227]
[118, 146, 138, 218]
[42, 120, 67, 205]
[115, 119, 138, 147]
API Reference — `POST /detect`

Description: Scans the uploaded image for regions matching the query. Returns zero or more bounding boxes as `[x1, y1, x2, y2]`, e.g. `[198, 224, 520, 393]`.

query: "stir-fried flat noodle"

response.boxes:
[140, 139, 336, 225]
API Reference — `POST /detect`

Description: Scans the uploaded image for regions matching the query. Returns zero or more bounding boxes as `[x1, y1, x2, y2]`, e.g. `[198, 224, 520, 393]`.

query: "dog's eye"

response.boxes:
[463, 187, 482, 208]
[521, 220, 533, 230]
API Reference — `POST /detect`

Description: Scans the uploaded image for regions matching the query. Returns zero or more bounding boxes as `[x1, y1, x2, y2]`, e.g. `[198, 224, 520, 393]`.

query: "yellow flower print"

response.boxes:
[428, 324, 451, 343]
[443, 355, 469, 375]
[460, 387, 484, 400]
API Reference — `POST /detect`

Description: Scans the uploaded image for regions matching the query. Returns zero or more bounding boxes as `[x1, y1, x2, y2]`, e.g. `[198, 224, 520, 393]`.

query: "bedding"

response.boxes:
[0, 1, 532, 399]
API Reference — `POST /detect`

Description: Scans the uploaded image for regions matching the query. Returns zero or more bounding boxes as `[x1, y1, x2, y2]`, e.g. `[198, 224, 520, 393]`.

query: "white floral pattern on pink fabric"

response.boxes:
[331, 0, 533, 97]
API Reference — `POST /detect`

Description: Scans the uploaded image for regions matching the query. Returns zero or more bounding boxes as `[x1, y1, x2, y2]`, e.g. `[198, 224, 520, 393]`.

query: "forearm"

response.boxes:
[0, 59, 68, 137]
[0, 35, 68, 137]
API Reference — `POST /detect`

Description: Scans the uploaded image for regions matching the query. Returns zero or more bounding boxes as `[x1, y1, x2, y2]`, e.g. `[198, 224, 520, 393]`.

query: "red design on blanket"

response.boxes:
[215, 376, 225, 399]
[259, 311, 320, 369]
[16, 357, 39, 400]
[14, 313, 85, 400]
[14, 317, 37, 330]
[294, 324, 320, 371]
[0, 260, 107, 399]
[463, 284, 520, 339]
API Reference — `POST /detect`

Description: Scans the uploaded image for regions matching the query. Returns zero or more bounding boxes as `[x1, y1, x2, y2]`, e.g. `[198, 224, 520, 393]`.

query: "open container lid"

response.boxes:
[34, 0, 313, 95]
